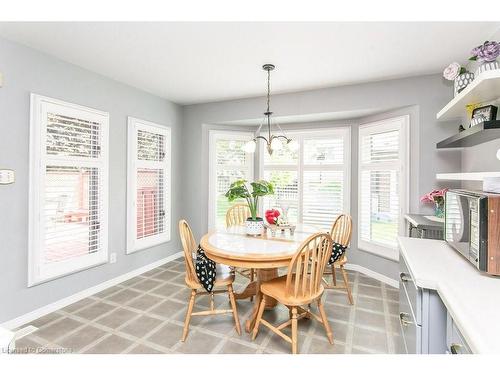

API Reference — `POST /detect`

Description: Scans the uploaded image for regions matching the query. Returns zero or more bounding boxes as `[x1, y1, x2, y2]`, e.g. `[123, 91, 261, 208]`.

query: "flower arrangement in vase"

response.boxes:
[469, 41, 500, 77]
[420, 188, 448, 218]
[443, 62, 474, 96]
[225, 179, 274, 236]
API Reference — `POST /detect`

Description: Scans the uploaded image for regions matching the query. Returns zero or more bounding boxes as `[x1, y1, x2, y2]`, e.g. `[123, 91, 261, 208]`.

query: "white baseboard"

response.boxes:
[344, 263, 399, 289]
[1, 252, 183, 330]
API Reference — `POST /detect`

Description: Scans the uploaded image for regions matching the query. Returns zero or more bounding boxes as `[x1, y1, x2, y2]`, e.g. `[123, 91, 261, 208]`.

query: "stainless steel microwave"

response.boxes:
[445, 189, 500, 276]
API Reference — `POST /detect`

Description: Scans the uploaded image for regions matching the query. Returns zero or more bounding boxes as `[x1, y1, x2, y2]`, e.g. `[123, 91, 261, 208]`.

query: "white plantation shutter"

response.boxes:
[127, 118, 171, 253]
[263, 170, 299, 223]
[261, 128, 350, 230]
[302, 170, 344, 227]
[208, 131, 254, 229]
[29, 95, 109, 285]
[358, 116, 408, 259]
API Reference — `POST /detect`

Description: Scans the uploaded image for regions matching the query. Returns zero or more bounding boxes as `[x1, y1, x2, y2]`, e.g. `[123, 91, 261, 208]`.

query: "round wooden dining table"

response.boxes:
[200, 224, 319, 332]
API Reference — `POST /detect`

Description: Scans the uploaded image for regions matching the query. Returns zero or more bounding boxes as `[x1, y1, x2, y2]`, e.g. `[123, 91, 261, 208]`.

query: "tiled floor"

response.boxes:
[14, 258, 403, 354]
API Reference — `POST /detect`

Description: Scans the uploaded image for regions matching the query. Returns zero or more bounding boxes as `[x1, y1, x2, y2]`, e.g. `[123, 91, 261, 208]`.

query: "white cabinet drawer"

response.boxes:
[399, 255, 422, 325]
[398, 289, 422, 354]
[446, 313, 472, 354]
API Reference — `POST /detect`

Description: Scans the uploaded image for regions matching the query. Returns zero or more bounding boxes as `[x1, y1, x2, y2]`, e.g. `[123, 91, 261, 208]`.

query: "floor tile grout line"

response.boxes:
[381, 283, 395, 354]
[343, 271, 359, 354]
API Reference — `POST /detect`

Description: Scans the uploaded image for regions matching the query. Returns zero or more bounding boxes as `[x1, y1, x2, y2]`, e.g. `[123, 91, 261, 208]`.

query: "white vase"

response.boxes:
[453, 72, 474, 96]
[474, 60, 500, 77]
[245, 218, 264, 236]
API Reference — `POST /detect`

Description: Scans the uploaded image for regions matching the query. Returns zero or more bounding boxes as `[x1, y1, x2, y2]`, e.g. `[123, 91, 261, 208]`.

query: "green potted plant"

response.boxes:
[225, 179, 274, 236]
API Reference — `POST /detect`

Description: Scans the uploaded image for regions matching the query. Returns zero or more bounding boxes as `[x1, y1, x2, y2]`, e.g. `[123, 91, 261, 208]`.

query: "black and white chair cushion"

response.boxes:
[195, 246, 217, 292]
[328, 242, 347, 265]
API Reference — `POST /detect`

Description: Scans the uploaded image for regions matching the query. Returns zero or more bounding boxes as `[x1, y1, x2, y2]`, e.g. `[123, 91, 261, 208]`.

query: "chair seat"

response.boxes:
[185, 264, 235, 289]
[260, 275, 324, 306]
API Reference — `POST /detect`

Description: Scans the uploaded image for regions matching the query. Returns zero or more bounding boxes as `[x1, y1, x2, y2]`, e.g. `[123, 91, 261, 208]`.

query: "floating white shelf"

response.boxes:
[436, 172, 500, 181]
[437, 70, 500, 121]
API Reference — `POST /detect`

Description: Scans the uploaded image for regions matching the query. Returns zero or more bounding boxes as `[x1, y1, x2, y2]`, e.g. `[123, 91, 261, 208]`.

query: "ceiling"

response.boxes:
[0, 22, 499, 105]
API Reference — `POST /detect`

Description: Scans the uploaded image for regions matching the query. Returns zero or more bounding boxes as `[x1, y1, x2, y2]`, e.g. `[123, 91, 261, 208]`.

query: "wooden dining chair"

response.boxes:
[225, 204, 256, 287]
[225, 203, 251, 227]
[178, 219, 241, 341]
[251, 232, 334, 354]
[322, 214, 354, 305]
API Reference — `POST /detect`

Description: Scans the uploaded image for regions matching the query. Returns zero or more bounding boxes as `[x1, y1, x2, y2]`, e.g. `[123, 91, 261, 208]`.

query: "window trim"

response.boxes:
[258, 127, 351, 229]
[28, 94, 109, 286]
[208, 130, 255, 229]
[357, 115, 410, 261]
[126, 117, 171, 254]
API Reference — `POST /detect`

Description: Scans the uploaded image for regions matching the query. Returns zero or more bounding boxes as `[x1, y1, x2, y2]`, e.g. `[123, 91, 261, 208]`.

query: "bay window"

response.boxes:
[260, 128, 350, 230]
[208, 130, 254, 229]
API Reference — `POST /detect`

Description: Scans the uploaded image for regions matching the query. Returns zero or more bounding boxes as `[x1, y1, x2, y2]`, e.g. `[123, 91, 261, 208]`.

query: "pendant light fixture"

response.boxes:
[242, 64, 299, 155]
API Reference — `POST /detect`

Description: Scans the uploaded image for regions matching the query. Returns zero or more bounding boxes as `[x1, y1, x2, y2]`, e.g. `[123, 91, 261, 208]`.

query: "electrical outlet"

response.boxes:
[110, 253, 117, 264]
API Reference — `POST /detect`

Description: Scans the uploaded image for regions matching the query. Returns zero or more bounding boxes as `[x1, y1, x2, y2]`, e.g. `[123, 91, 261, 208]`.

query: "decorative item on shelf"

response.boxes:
[469, 105, 498, 128]
[443, 62, 473, 96]
[241, 64, 299, 156]
[225, 179, 274, 236]
[470, 114, 487, 128]
[420, 188, 448, 219]
[472, 104, 498, 122]
[454, 72, 475, 96]
[458, 124, 466, 132]
[469, 41, 500, 77]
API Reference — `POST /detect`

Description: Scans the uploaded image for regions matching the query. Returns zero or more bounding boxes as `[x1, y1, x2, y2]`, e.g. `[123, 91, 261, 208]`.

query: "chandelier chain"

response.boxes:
[266, 68, 270, 114]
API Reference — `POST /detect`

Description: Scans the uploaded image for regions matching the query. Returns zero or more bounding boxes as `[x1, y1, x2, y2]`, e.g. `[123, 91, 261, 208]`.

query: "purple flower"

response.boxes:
[479, 41, 500, 62]
[470, 41, 500, 62]
[470, 45, 482, 57]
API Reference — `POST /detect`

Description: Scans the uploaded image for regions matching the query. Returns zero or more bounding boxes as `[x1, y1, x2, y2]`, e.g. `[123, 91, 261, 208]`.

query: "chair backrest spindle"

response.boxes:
[226, 204, 251, 227]
[330, 214, 353, 247]
[178, 219, 198, 284]
[285, 233, 333, 299]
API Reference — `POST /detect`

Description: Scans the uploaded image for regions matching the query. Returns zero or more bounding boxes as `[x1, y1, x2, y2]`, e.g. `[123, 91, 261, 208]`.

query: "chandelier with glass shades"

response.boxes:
[242, 64, 299, 155]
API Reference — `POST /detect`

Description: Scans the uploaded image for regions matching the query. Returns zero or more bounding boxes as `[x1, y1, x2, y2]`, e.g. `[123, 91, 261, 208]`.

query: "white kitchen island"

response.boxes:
[398, 236, 500, 354]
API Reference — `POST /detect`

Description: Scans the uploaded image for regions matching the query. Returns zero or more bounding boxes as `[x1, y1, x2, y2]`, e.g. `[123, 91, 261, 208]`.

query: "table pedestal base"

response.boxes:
[234, 269, 278, 308]
[233, 268, 280, 333]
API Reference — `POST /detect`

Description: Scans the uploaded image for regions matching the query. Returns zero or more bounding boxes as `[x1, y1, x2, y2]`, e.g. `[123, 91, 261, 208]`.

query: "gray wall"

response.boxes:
[0, 35, 475, 323]
[182, 74, 462, 280]
[0, 37, 183, 323]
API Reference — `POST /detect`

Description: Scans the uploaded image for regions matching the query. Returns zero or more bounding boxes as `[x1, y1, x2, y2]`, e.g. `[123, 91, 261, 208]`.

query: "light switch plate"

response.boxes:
[0, 169, 15, 184]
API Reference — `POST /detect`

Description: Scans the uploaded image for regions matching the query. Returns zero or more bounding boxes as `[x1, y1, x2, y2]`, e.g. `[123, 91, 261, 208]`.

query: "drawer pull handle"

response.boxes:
[450, 343, 462, 354]
[399, 312, 413, 327]
[400, 272, 412, 282]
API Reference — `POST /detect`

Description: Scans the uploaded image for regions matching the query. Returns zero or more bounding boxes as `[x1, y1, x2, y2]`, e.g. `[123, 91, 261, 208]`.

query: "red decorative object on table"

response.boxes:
[265, 209, 280, 225]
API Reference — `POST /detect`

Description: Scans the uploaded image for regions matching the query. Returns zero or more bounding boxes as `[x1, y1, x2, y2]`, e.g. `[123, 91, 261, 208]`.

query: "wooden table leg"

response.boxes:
[244, 268, 279, 333]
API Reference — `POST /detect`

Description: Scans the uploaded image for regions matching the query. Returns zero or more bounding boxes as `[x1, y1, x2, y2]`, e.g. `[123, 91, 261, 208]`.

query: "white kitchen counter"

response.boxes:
[398, 237, 500, 354]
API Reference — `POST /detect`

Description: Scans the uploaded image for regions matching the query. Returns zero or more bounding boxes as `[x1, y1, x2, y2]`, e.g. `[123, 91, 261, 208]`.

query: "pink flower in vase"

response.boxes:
[420, 189, 448, 218]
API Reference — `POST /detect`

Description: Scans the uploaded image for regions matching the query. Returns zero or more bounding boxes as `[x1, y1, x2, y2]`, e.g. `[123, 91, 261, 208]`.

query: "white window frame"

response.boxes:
[259, 127, 351, 229]
[208, 130, 255, 229]
[28, 94, 109, 286]
[127, 117, 171, 254]
[357, 115, 409, 261]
